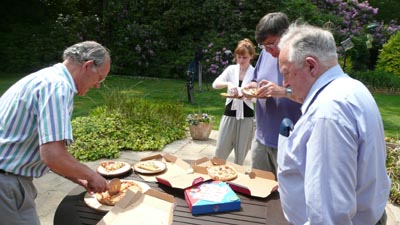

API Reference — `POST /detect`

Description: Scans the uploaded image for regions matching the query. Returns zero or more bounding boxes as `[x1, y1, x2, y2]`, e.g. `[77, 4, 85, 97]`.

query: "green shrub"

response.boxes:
[68, 96, 187, 161]
[376, 31, 400, 77]
[351, 70, 400, 93]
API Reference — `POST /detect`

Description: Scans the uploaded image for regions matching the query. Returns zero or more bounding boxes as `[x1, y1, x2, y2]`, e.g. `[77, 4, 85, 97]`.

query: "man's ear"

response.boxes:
[305, 56, 318, 77]
[82, 59, 95, 71]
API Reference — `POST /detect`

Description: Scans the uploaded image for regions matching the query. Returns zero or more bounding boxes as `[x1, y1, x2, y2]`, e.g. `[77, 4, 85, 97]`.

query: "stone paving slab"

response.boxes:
[34, 130, 399, 225]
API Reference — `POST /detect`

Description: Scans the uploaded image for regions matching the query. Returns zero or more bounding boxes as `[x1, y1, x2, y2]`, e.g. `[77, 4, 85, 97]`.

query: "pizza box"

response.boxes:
[156, 161, 212, 190]
[97, 189, 175, 225]
[134, 153, 189, 182]
[184, 180, 241, 215]
[193, 157, 279, 198]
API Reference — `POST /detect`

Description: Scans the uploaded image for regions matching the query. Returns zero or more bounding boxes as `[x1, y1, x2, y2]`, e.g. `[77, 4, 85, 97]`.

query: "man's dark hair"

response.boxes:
[255, 12, 289, 44]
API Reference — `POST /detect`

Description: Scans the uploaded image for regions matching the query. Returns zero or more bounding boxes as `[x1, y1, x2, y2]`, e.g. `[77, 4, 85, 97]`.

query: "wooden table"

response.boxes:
[54, 169, 289, 225]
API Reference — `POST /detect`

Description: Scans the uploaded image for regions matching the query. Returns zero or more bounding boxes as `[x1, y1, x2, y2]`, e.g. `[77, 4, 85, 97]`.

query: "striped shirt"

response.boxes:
[0, 63, 76, 177]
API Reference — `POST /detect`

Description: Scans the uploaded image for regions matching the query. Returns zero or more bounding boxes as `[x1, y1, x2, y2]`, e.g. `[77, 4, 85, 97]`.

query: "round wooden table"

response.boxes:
[54, 169, 289, 225]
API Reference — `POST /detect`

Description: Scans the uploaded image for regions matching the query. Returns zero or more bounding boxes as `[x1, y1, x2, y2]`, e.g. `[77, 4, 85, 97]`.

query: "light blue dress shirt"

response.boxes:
[277, 65, 390, 224]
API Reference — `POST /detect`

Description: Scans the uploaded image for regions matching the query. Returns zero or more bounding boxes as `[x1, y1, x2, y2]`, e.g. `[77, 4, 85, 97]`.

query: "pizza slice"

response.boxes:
[95, 180, 142, 206]
[100, 161, 125, 172]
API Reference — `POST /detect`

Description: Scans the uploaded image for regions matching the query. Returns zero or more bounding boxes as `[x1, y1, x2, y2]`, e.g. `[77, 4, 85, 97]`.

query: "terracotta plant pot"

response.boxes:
[189, 122, 212, 140]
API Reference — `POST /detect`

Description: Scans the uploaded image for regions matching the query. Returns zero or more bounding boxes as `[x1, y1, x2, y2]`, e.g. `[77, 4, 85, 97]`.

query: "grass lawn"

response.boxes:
[1, 73, 399, 138]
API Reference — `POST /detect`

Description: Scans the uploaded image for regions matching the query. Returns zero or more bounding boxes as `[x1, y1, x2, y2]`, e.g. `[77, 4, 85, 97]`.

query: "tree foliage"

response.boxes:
[376, 31, 400, 77]
[0, 0, 399, 77]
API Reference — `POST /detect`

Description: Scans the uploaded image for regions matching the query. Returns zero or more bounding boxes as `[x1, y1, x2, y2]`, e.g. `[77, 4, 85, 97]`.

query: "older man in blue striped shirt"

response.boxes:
[0, 41, 111, 225]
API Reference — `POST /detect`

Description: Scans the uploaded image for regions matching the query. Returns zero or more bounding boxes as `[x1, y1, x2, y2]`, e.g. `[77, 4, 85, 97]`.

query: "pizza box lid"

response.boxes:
[156, 164, 212, 189]
[194, 157, 278, 198]
[135, 153, 191, 182]
[97, 189, 175, 225]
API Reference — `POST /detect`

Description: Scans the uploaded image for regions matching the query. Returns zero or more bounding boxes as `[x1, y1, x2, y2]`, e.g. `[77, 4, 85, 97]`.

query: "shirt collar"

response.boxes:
[301, 64, 344, 114]
[54, 63, 78, 94]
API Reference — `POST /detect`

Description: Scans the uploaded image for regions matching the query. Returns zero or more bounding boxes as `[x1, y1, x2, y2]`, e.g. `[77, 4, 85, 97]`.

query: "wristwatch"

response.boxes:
[285, 87, 292, 97]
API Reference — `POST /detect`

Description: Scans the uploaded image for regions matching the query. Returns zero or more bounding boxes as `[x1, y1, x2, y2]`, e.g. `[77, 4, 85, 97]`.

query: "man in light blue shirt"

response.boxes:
[277, 24, 390, 224]
[0, 41, 111, 225]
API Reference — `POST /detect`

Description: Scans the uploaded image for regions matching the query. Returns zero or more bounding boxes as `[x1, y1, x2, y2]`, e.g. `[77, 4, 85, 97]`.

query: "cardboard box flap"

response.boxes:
[191, 164, 208, 174]
[97, 189, 174, 225]
[191, 157, 210, 166]
[251, 168, 275, 180]
[135, 154, 191, 182]
[144, 189, 175, 204]
[210, 157, 226, 166]
[157, 165, 211, 189]
[140, 154, 164, 161]
[193, 157, 278, 198]
[155, 157, 211, 189]
[229, 173, 278, 198]
[163, 153, 177, 163]
[157, 172, 211, 189]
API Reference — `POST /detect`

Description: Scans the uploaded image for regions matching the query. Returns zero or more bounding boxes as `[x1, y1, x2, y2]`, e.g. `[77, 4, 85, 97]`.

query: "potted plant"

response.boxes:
[186, 113, 214, 140]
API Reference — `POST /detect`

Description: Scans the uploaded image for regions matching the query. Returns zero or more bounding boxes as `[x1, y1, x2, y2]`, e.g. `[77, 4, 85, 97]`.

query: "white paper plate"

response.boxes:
[84, 180, 150, 212]
[133, 160, 167, 174]
[220, 93, 242, 99]
[96, 161, 131, 176]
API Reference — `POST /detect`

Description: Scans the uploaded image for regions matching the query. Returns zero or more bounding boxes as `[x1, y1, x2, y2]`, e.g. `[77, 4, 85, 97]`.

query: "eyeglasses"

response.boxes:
[93, 66, 106, 84]
[258, 37, 281, 50]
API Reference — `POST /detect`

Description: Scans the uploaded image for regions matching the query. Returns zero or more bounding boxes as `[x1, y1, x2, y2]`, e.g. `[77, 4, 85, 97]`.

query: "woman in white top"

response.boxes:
[212, 38, 257, 165]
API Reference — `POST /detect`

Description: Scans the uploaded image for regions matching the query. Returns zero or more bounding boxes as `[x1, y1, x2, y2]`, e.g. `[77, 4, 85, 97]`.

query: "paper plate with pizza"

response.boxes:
[133, 160, 167, 174]
[241, 87, 270, 98]
[84, 179, 150, 212]
[96, 161, 132, 177]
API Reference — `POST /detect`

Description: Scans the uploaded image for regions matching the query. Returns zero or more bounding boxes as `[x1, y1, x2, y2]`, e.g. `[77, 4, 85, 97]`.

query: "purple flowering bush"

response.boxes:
[201, 42, 233, 79]
[310, 0, 400, 47]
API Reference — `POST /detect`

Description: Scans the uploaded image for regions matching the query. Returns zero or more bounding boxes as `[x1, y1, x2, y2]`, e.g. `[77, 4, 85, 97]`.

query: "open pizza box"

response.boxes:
[134, 153, 190, 182]
[97, 189, 175, 225]
[193, 157, 279, 198]
[156, 157, 212, 189]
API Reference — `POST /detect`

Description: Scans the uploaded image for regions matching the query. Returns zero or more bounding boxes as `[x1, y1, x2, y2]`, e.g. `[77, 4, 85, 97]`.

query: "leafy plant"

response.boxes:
[352, 70, 400, 93]
[376, 31, 400, 77]
[68, 93, 187, 161]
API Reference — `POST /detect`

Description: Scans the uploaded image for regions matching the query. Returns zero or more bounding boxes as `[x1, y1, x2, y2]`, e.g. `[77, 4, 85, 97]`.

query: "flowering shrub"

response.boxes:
[202, 43, 233, 76]
[186, 113, 214, 126]
[310, 0, 400, 46]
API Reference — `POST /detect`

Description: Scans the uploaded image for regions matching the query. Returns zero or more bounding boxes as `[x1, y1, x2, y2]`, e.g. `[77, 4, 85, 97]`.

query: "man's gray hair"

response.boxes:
[279, 24, 338, 67]
[63, 41, 110, 67]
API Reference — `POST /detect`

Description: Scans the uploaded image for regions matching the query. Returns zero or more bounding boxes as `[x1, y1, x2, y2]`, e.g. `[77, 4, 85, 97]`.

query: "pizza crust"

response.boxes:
[207, 165, 238, 182]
